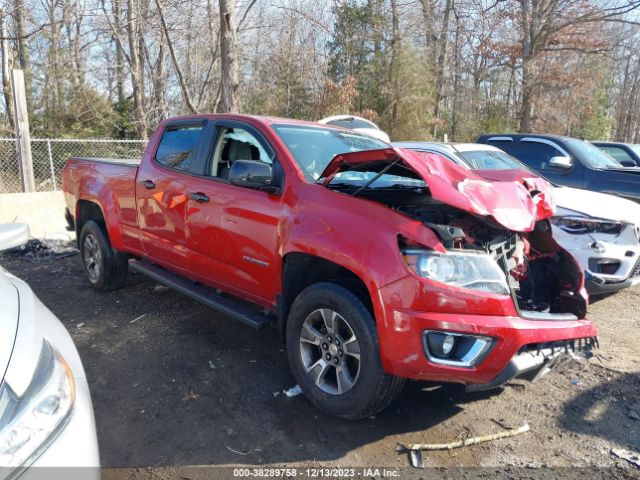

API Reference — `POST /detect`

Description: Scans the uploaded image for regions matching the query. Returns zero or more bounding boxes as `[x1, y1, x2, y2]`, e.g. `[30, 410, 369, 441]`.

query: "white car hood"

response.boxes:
[553, 187, 640, 225]
[0, 270, 19, 384]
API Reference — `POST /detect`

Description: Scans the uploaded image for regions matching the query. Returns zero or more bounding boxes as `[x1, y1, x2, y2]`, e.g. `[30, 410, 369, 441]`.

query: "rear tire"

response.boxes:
[286, 282, 404, 420]
[79, 220, 128, 291]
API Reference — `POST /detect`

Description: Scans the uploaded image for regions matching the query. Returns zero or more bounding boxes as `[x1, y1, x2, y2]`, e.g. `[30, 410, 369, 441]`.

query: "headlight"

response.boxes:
[402, 249, 509, 295]
[0, 340, 75, 475]
[551, 215, 625, 235]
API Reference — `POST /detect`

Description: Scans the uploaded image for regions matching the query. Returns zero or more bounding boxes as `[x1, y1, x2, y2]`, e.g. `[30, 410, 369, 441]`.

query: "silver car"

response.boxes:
[0, 224, 99, 479]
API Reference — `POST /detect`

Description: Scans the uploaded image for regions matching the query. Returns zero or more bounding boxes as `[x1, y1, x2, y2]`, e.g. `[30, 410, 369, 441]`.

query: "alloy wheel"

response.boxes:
[83, 233, 102, 281]
[299, 308, 361, 395]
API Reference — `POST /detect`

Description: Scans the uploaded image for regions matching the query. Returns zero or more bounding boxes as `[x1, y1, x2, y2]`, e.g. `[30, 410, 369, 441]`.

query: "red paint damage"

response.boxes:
[321, 148, 556, 232]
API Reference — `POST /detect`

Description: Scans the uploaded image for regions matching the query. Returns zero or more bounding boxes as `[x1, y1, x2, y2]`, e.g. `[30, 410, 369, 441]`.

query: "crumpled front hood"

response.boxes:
[321, 148, 555, 232]
[0, 270, 19, 385]
[553, 186, 640, 225]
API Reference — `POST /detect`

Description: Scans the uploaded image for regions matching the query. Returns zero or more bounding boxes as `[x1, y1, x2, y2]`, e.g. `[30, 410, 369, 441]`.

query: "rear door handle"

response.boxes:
[189, 192, 210, 203]
[140, 180, 156, 190]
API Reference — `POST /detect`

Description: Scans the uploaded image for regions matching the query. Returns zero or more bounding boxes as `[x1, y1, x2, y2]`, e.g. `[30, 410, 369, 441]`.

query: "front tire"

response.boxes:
[286, 282, 404, 420]
[79, 220, 128, 291]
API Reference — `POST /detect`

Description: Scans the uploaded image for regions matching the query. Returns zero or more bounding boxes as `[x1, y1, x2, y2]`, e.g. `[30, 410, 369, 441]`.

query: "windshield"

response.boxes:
[274, 124, 425, 189]
[565, 139, 621, 169]
[274, 124, 424, 189]
[457, 150, 524, 170]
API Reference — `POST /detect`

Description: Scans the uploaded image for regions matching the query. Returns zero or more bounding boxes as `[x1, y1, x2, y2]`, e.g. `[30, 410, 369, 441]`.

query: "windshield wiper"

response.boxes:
[349, 159, 401, 196]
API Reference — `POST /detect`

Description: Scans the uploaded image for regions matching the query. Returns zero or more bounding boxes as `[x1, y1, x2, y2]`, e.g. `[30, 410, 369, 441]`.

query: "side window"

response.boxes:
[515, 142, 561, 170]
[208, 127, 273, 179]
[600, 146, 633, 163]
[486, 140, 516, 157]
[155, 124, 204, 171]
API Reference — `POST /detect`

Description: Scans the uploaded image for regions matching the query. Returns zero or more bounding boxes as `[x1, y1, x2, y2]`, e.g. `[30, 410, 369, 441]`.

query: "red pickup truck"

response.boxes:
[62, 114, 598, 419]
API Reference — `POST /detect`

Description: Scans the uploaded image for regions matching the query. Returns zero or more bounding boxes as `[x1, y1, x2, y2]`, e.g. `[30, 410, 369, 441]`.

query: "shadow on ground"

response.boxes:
[559, 371, 640, 452]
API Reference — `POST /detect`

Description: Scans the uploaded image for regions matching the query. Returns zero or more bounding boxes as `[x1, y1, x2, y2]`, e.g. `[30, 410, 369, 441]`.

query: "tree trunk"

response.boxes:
[126, 0, 147, 138]
[433, 0, 453, 126]
[419, 0, 438, 60]
[519, 56, 535, 132]
[13, 0, 31, 110]
[450, 7, 462, 141]
[218, 0, 239, 113]
[387, 0, 401, 136]
[0, 9, 15, 129]
[113, 0, 125, 105]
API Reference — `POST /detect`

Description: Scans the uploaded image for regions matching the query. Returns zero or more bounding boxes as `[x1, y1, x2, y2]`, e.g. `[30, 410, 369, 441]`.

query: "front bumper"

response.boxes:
[465, 337, 597, 392]
[376, 309, 598, 385]
[586, 270, 640, 295]
[374, 278, 598, 387]
[552, 224, 640, 294]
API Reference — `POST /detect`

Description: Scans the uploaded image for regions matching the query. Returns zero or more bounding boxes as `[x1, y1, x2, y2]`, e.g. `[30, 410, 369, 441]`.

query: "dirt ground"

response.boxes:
[3, 247, 639, 478]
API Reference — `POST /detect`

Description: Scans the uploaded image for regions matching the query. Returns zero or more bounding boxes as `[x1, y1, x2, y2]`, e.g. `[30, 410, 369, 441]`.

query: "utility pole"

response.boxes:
[12, 69, 35, 192]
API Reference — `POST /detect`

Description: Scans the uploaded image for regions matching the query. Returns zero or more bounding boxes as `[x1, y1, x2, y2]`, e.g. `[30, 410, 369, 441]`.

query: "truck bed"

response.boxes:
[62, 157, 140, 252]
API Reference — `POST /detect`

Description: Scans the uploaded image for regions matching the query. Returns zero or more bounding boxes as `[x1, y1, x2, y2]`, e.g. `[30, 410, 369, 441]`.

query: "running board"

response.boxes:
[129, 260, 271, 329]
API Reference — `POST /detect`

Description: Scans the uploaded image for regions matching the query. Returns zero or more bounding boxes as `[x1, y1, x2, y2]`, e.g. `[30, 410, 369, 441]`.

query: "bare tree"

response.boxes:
[126, 0, 148, 137]
[218, 0, 239, 113]
[0, 8, 14, 129]
[13, 0, 30, 108]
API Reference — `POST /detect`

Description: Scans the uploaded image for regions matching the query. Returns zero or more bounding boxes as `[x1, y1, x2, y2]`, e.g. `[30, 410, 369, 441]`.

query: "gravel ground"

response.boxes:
[2, 246, 639, 479]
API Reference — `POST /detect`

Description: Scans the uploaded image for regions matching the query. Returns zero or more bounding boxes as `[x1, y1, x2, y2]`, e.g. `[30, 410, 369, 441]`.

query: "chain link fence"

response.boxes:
[0, 138, 147, 193]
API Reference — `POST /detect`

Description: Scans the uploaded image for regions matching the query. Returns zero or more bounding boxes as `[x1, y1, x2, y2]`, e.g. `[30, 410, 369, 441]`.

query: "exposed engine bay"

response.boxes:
[394, 200, 587, 319]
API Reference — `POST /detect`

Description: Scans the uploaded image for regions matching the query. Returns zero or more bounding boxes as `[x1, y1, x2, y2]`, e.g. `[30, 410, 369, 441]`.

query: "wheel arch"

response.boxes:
[279, 252, 374, 341]
[75, 199, 123, 250]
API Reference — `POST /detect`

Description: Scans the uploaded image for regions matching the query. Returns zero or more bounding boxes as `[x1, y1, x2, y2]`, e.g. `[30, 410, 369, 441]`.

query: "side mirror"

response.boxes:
[0, 223, 30, 251]
[229, 160, 278, 193]
[619, 159, 636, 168]
[548, 156, 573, 170]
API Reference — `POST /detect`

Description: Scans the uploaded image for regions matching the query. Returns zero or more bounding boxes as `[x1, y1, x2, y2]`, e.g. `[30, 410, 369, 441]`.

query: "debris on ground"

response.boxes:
[226, 446, 262, 456]
[182, 390, 200, 402]
[3, 238, 78, 259]
[284, 384, 302, 397]
[76, 322, 86, 328]
[208, 360, 215, 369]
[398, 423, 531, 468]
[152, 284, 169, 293]
[627, 403, 640, 421]
[611, 448, 640, 468]
[130, 314, 146, 324]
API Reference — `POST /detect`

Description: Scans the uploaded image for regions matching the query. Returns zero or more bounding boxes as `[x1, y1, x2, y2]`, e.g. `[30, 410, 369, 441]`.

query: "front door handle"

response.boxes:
[140, 180, 156, 190]
[189, 192, 210, 203]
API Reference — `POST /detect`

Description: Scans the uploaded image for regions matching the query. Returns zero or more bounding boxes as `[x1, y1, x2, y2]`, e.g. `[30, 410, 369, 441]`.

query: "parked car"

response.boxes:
[0, 224, 99, 478]
[591, 141, 640, 167]
[476, 133, 640, 203]
[394, 142, 640, 295]
[318, 115, 391, 142]
[61, 114, 597, 419]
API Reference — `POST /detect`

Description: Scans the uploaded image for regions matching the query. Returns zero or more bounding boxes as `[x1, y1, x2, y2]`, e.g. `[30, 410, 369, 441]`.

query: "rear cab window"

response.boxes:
[155, 124, 205, 171]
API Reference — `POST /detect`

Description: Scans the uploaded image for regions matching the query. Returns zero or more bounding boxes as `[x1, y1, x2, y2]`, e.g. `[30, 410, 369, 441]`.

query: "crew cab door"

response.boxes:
[135, 119, 207, 270]
[183, 120, 284, 303]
